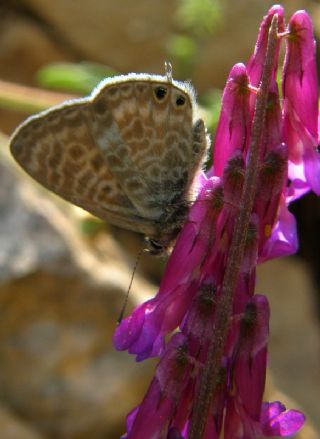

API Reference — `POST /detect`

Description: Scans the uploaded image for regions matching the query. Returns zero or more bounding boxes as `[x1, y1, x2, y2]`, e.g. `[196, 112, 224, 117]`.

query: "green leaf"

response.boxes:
[36, 62, 118, 94]
[175, 0, 222, 36]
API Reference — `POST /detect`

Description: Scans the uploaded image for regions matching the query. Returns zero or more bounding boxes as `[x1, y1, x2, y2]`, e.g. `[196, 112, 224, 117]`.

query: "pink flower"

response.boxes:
[114, 177, 223, 360]
[282, 11, 320, 195]
[212, 63, 250, 178]
[247, 5, 285, 87]
[116, 5, 316, 438]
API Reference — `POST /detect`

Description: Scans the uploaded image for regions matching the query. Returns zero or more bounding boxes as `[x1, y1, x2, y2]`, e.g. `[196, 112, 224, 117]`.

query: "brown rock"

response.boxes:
[0, 406, 44, 439]
[21, 0, 175, 74]
[20, 0, 314, 92]
[258, 258, 320, 434]
[0, 10, 70, 133]
[0, 13, 69, 85]
[0, 134, 156, 438]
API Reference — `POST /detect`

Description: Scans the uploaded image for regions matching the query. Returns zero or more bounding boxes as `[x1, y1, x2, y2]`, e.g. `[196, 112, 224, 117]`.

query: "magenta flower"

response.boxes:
[247, 4, 285, 87]
[212, 63, 250, 178]
[115, 5, 317, 438]
[282, 10, 320, 195]
[114, 176, 222, 361]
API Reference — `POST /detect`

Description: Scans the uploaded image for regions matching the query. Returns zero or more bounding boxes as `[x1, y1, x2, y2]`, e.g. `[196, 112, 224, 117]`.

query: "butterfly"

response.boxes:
[9, 65, 209, 254]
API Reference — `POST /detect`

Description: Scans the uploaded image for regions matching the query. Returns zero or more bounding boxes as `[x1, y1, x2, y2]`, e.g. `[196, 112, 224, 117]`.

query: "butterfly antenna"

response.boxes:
[117, 245, 144, 324]
[165, 61, 173, 83]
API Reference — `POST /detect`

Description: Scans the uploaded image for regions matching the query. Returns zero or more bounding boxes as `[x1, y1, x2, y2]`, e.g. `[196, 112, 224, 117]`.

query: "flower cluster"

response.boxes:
[114, 5, 318, 438]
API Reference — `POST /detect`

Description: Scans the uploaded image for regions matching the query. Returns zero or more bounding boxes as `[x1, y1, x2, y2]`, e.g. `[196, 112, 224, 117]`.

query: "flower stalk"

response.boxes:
[188, 15, 279, 439]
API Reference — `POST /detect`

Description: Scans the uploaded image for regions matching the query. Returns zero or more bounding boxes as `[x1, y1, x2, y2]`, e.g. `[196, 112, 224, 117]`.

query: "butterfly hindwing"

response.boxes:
[10, 98, 156, 236]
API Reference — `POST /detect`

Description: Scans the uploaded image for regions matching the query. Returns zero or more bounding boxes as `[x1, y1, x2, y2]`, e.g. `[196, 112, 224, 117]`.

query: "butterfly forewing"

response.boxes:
[10, 73, 209, 248]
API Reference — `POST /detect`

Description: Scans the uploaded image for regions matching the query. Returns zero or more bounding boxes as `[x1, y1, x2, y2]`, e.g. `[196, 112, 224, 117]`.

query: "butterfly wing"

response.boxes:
[9, 98, 156, 236]
[10, 73, 208, 241]
[87, 75, 208, 220]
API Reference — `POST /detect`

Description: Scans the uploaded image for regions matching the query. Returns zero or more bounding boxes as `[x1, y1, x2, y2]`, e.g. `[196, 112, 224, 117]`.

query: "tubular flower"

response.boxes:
[115, 5, 317, 438]
[282, 10, 320, 195]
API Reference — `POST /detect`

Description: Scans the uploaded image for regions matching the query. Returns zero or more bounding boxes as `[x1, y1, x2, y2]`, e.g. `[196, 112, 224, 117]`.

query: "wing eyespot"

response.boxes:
[175, 95, 186, 106]
[154, 86, 167, 101]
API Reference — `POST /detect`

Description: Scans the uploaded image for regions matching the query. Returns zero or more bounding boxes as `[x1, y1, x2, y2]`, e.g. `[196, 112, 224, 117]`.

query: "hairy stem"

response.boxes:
[188, 15, 278, 439]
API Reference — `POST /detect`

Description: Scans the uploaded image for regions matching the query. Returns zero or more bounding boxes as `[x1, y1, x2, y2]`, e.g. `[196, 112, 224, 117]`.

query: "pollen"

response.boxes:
[265, 224, 272, 238]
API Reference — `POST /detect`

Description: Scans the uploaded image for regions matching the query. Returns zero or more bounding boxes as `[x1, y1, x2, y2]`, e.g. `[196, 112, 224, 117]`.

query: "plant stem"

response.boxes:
[0, 80, 75, 114]
[188, 15, 278, 439]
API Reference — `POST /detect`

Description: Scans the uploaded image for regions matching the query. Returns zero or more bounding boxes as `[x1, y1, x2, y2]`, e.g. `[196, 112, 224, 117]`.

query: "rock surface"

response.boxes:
[0, 0, 314, 95]
[0, 405, 44, 439]
[258, 258, 320, 436]
[0, 135, 156, 438]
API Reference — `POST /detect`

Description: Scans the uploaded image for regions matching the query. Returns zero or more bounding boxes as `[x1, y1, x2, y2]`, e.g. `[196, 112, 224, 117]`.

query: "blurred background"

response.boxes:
[0, 0, 319, 438]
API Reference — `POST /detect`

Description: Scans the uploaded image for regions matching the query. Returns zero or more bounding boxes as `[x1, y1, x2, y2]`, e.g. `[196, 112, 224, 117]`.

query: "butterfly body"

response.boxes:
[10, 71, 209, 253]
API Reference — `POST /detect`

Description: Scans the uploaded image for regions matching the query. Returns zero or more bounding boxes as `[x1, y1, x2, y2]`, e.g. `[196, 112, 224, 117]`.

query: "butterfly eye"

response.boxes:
[154, 87, 167, 101]
[148, 239, 164, 254]
[175, 95, 186, 106]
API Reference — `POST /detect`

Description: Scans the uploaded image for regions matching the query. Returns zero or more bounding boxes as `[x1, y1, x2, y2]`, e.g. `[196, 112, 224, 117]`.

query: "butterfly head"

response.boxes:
[145, 199, 190, 255]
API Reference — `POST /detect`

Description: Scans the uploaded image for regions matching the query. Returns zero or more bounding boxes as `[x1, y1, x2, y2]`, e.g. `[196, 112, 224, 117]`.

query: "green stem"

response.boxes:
[0, 79, 76, 114]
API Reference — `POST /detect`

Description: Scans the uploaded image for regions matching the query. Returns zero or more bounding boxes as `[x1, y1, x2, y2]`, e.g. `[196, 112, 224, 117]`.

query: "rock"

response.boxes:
[0, 8, 70, 134]
[20, 0, 314, 92]
[0, 271, 155, 438]
[0, 134, 156, 438]
[0, 11, 69, 86]
[21, 0, 175, 75]
[0, 406, 44, 439]
[258, 257, 320, 434]
[0, 151, 73, 282]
